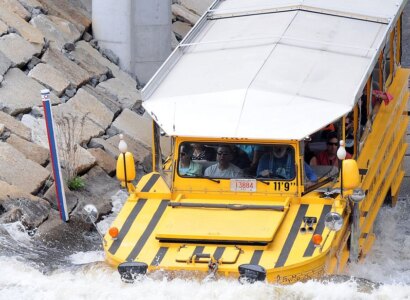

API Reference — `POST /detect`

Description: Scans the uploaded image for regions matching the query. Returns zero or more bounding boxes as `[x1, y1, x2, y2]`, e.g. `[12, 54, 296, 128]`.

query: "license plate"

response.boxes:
[230, 179, 256, 192]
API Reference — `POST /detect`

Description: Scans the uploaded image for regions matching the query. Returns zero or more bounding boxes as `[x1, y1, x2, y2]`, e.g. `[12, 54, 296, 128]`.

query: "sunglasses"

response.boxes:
[327, 142, 338, 146]
[217, 152, 230, 156]
[180, 152, 187, 156]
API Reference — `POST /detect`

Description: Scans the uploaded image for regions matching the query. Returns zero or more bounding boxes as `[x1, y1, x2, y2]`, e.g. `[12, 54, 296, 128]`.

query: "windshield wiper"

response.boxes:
[182, 174, 221, 183]
[302, 176, 335, 195]
[255, 178, 270, 185]
[202, 176, 221, 183]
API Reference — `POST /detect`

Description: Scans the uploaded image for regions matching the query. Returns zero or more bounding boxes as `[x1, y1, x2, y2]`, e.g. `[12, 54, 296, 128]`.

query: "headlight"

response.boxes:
[324, 212, 343, 232]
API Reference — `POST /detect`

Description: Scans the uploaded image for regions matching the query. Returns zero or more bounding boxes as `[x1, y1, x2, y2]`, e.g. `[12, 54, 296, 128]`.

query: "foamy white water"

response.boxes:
[0, 193, 409, 300]
[348, 200, 410, 285]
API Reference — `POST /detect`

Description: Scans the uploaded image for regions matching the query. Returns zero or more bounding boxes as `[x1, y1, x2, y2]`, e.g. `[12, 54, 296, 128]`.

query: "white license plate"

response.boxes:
[230, 179, 256, 192]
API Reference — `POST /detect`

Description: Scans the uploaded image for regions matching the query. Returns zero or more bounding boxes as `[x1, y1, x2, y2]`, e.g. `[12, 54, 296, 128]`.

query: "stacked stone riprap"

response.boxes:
[0, 0, 183, 243]
[171, 0, 213, 45]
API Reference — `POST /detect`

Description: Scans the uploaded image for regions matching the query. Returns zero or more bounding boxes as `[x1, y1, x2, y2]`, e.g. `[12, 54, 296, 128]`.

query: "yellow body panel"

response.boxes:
[106, 68, 409, 283]
[155, 199, 288, 243]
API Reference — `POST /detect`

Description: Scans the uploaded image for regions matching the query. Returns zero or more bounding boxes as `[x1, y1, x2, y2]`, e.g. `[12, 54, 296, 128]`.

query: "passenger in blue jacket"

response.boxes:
[257, 145, 317, 182]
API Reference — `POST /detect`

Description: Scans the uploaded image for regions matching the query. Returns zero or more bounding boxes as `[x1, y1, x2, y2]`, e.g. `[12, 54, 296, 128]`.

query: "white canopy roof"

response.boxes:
[142, 0, 406, 140]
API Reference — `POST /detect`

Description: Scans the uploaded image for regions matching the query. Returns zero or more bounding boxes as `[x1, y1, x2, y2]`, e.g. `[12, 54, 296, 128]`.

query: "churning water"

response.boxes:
[0, 191, 409, 300]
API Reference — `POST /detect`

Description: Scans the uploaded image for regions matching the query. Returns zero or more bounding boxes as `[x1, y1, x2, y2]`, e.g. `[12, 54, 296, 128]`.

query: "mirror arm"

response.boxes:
[91, 220, 107, 246]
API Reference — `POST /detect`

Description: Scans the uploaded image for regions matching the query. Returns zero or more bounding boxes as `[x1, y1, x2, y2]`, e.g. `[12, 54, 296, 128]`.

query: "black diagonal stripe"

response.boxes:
[193, 246, 205, 256]
[151, 247, 168, 266]
[108, 199, 147, 254]
[250, 250, 263, 265]
[108, 174, 159, 255]
[213, 247, 225, 260]
[275, 204, 309, 268]
[126, 200, 169, 261]
[141, 173, 160, 192]
[303, 205, 332, 257]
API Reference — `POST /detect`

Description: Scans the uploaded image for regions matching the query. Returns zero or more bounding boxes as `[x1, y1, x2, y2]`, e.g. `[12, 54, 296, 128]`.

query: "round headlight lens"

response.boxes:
[324, 212, 343, 232]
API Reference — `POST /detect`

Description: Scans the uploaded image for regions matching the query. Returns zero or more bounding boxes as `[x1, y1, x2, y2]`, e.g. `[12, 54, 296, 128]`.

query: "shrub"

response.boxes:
[67, 176, 85, 191]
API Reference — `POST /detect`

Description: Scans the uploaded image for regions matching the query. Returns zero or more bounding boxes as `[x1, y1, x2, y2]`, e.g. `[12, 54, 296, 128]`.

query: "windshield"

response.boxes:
[177, 142, 297, 180]
[303, 128, 344, 190]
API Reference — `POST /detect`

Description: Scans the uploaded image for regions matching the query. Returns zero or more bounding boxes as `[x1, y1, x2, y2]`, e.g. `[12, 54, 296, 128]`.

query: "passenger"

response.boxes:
[373, 90, 394, 105]
[245, 146, 268, 175]
[310, 132, 351, 167]
[178, 144, 203, 176]
[238, 145, 254, 161]
[360, 91, 368, 127]
[304, 163, 318, 183]
[204, 145, 243, 178]
[304, 140, 315, 164]
[191, 143, 216, 161]
[257, 145, 318, 181]
[320, 123, 337, 140]
[345, 114, 354, 155]
[257, 145, 295, 179]
[230, 145, 251, 169]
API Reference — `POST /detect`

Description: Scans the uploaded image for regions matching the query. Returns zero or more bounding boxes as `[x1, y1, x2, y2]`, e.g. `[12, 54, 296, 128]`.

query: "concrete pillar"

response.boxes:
[92, 0, 171, 86]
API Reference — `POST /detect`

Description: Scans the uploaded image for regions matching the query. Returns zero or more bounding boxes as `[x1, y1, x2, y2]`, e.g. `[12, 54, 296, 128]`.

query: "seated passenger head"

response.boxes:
[216, 145, 233, 166]
[272, 145, 288, 158]
[345, 114, 353, 131]
[180, 144, 193, 162]
[228, 144, 238, 153]
[326, 131, 339, 154]
[191, 143, 204, 151]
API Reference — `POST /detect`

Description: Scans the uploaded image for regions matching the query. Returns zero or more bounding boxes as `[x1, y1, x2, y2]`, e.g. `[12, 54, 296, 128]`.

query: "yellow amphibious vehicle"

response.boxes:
[100, 0, 410, 283]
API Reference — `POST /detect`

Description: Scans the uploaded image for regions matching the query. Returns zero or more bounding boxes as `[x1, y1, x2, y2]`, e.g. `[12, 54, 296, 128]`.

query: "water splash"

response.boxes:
[96, 189, 128, 235]
[1, 257, 409, 300]
[347, 199, 410, 284]
[0, 195, 409, 299]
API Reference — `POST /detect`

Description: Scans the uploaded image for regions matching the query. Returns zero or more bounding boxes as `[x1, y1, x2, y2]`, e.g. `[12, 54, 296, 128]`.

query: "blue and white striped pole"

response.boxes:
[41, 89, 69, 222]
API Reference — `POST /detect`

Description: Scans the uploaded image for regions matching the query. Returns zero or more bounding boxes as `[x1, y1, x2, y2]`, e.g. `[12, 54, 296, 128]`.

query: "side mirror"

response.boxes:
[342, 159, 360, 190]
[81, 204, 106, 245]
[82, 204, 99, 224]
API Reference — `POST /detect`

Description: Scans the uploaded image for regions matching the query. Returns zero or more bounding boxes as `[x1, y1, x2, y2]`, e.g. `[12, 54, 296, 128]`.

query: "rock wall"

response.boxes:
[171, 0, 213, 44]
[0, 0, 205, 242]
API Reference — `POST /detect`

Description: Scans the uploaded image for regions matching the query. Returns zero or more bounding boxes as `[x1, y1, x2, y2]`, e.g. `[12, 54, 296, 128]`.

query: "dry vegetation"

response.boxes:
[56, 113, 88, 190]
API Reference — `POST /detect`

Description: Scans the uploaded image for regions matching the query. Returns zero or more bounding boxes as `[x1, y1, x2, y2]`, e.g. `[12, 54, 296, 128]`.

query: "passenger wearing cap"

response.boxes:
[310, 132, 351, 167]
[257, 145, 295, 179]
[258, 145, 317, 181]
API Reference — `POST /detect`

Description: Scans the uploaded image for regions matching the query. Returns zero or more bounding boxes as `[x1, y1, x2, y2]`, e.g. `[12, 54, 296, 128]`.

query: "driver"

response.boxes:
[257, 145, 295, 179]
[204, 145, 243, 178]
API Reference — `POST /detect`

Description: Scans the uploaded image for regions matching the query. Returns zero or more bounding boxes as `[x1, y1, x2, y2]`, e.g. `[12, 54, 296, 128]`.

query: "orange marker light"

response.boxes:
[312, 234, 323, 246]
[109, 227, 119, 239]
